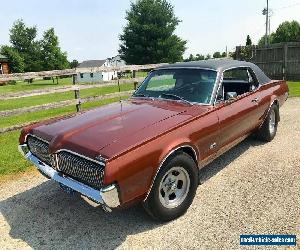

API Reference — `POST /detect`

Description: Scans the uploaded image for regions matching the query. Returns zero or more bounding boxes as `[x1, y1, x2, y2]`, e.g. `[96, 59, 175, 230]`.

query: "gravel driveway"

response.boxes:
[0, 98, 299, 250]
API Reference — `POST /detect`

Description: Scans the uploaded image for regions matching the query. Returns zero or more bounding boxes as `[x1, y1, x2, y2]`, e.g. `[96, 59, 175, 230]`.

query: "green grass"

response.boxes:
[0, 96, 129, 177]
[0, 72, 148, 95]
[0, 130, 33, 176]
[288, 81, 300, 97]
[0, 83, 133, 111]
[0, 96, 129, 129]
[0, 77, 73, 94]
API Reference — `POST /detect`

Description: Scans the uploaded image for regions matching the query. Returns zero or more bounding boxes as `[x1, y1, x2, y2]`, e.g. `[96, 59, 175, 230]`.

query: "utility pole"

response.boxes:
[262, 0, 269, 45]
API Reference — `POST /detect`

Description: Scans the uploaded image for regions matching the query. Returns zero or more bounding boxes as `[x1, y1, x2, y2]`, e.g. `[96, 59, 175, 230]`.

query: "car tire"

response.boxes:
[143, 152, 198, 221]
[255, 104, 279, 142]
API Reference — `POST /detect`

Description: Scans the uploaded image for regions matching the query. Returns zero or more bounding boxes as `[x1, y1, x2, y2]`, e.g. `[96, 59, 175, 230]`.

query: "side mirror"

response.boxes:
[225, 92, 237, 101]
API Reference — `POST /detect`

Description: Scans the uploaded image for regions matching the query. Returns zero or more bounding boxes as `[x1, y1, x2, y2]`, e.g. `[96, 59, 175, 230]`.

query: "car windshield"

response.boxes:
[133, 69, 217, 104]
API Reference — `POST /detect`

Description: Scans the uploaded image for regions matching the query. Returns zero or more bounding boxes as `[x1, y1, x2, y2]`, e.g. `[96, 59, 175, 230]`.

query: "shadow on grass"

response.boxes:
[0, 137, 264, 249]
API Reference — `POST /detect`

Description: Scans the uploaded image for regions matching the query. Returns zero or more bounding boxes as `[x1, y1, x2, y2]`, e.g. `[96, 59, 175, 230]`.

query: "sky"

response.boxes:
[1, 0, 300, 62]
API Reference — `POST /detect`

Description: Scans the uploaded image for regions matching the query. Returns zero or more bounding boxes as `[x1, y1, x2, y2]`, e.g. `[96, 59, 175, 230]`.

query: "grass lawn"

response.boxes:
[0, 72, 147, 95]
[0, 96, 129, 129]
[0, 130, 33, 176]
[288, 81, 300, 97]
[0, 82, 134, 111]
[0, 77, 73, 94]
[0, 96, 129, 178]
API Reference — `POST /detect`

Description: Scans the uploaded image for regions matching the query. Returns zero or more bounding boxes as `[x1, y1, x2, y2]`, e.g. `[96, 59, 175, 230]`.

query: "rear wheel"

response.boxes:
[256, 104, 279, 142]
[143, 152, 198, 221]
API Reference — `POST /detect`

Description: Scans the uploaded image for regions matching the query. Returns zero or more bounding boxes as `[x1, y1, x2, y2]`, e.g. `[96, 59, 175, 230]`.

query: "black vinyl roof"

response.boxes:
[157, 59, 271, 84]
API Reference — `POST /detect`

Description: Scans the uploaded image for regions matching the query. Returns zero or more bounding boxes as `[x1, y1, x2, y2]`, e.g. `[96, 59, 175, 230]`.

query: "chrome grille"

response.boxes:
[57, 151, 105, 189]
[27, 135, 52, 166]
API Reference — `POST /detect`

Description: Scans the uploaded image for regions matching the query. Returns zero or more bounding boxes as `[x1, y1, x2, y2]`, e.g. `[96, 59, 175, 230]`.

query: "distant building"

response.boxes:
[107, 55, 126, 67]
[0, 54, 9, 74]
[76, 56, 125, 83]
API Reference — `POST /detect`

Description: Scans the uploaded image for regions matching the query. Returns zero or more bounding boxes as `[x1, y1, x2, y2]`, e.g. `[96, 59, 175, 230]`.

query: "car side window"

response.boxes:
[221, 67, 258, 100]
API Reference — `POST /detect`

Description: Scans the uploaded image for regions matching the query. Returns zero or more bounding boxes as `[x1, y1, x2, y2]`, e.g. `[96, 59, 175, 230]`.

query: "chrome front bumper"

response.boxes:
[19, 144, 120, 212]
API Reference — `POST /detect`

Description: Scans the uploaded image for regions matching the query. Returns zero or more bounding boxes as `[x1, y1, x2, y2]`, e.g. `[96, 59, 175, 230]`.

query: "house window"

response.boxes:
[0, 63, 3, 75]
[90, 73, 94, 78]
[80, 73, 83, 78]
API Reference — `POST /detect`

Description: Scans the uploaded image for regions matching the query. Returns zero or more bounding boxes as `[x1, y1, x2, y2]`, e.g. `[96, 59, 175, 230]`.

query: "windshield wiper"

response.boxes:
[160, 93, 193, 105]
[133, 93, 148, 97]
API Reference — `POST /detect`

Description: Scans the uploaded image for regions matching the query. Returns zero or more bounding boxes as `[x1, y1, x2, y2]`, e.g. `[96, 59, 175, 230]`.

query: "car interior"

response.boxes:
[172, 72, 216, 103]
[220, 67, 259, 101]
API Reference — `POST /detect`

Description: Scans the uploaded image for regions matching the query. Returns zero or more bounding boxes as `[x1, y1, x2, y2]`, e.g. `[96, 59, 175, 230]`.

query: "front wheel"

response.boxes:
[143, 152, 198, 221]
[255, 104, 279, 142]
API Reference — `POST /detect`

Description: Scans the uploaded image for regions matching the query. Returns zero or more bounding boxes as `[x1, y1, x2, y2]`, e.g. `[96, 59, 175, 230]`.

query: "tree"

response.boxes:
[195, 54, 205, 60]
[205, 54, 211, 60]
[213, 51, 222, 58]
[221, 52, 227, 57]
[258, 33, 275, 46]
[187, 54, 194, 61]
[246, 35, 252, 46]
[70, 59, 79, 68]
[40, 28, 69, 70]
[258, 21, 300, 46]
[119, 0, 187, 64]
[4, 19, 69, 72]
[273, 21, 300, 43]
[9, 19, 43, 72]
[184, 53, 205, 62]
[0, 45, 25, 73]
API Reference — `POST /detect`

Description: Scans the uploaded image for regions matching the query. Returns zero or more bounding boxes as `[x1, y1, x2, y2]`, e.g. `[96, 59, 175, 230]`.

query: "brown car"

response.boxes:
[19, 60, 288, 221]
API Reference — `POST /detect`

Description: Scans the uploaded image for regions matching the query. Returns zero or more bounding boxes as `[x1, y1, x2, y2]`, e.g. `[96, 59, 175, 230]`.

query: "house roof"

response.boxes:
[157, 59, 271, 84]
[77, 60, 106, 68]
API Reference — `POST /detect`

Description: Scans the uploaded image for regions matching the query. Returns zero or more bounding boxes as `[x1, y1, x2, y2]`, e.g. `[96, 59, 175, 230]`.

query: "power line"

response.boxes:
[273, 1, 300, 10]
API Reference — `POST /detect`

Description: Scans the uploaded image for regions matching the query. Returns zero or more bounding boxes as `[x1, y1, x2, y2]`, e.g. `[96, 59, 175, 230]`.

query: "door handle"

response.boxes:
[251, 97, 260, 103]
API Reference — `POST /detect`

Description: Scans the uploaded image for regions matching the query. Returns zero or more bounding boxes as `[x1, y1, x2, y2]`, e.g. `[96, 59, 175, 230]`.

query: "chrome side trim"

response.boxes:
[56, 149, 106, 166]
[22, 151, 120, 211]
[143, 145, 198, 202]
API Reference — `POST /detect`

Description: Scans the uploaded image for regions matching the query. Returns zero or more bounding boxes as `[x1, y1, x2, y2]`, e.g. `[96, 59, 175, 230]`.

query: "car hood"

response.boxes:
[29, 99, 210, 159]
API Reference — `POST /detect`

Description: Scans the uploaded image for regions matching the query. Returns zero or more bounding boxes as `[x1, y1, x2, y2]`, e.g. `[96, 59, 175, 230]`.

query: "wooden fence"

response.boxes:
[0, 63, 166, 133]
[0, 63, 166, 81]
[235, 42, 300, 80]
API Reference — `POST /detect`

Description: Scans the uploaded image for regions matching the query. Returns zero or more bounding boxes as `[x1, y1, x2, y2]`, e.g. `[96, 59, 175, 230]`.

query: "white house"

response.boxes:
[76, 57, 125, 83]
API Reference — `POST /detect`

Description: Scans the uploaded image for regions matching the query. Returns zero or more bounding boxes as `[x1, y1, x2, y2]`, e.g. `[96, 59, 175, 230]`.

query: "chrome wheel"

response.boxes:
[269, 109, 276, 134]
[158, 166, 190, 209]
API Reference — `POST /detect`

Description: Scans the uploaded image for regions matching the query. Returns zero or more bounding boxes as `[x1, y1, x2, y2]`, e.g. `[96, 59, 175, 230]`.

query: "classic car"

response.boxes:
[19, 59, 288, 221]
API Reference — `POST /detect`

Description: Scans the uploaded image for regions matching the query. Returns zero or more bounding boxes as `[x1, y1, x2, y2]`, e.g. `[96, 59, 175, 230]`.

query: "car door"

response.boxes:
[215, 67, 265, 149]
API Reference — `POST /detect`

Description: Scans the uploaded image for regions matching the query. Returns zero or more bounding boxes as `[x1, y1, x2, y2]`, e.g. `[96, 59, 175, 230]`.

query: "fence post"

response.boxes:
[74, 86, 81, 112]
[283, 43, 288, 80]
[132, 70, 136, 79]
[72, 74, 76, 85]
